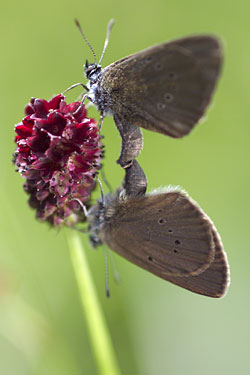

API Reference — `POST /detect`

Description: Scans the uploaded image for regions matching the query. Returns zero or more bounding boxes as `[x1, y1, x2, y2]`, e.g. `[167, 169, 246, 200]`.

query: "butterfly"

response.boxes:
[74, 20, 222, 167]
[86, 160, 230, 298]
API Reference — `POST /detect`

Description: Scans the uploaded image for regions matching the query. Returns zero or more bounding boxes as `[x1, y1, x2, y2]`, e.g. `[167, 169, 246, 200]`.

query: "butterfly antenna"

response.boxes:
[103, 248, 110, 298]
[98, 19, 115, 65]
[75, 18, 97, 65]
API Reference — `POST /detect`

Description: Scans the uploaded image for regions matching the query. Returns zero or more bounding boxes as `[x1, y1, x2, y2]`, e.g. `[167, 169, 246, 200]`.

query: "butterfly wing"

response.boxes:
[100, 190, 215, 277]
[101, 35, 222, 138]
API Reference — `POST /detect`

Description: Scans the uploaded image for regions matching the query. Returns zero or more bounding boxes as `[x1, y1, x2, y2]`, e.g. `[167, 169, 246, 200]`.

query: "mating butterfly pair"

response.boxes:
[75, 20, 230, 297]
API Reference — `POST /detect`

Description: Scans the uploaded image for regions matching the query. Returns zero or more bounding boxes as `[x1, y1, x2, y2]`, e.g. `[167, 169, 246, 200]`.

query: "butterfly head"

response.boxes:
[85, 60, 102, 83]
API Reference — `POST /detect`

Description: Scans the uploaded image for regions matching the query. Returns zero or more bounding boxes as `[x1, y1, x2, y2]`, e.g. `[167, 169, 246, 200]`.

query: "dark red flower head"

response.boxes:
[14, 94, 103, 226]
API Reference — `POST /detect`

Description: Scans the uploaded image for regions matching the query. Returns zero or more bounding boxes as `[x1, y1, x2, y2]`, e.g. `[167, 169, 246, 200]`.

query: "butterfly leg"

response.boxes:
[123, 159, 147, 197]
[114, 114, 143, 168]
[98, 112, 104, 135]
[63, 82, 89, 94]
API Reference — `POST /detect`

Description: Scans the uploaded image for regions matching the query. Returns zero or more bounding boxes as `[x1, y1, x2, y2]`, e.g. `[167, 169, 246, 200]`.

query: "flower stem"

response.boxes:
[66, 231, 120, 375]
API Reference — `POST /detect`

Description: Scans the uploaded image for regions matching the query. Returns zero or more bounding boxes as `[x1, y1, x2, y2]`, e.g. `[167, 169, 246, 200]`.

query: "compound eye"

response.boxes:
[87, 67, 93, 75]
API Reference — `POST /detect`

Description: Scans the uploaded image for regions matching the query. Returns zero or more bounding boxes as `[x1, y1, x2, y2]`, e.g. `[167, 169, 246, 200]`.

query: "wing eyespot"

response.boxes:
[158, 218, 166, 225]
[164, 93, 174, 103]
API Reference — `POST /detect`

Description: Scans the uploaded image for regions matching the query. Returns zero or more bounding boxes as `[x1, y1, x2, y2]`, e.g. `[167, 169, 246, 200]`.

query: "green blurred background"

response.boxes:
[1, 0, 250, 374]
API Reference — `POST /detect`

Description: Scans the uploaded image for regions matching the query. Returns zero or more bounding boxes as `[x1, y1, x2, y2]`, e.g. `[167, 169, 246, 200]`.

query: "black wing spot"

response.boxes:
[173, 249, 178, 254]
[146, 56, 153, 63]
[148, 256, 153, 261]
[164, 93, 174, 103]
[158, 218, 166, 225]
[175, 239, 181, 245]
[168, 229, 173, 233]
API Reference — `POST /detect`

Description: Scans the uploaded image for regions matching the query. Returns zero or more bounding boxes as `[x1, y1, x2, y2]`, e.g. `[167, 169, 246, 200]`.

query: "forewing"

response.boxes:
[102, 36, 222, 137]
[101, 190, 215, 277]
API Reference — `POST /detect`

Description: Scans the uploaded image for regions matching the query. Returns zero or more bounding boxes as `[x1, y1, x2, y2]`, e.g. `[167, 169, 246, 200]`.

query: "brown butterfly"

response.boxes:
[87, 161, 230, 298]
[75, 20, 223, 167]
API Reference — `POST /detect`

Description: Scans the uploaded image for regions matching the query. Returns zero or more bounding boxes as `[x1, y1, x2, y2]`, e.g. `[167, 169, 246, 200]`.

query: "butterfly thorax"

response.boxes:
[86, 64, 121, 116]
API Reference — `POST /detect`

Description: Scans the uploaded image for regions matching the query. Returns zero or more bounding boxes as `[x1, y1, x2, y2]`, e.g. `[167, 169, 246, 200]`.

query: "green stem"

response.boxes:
[66, 231, 120, 375]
